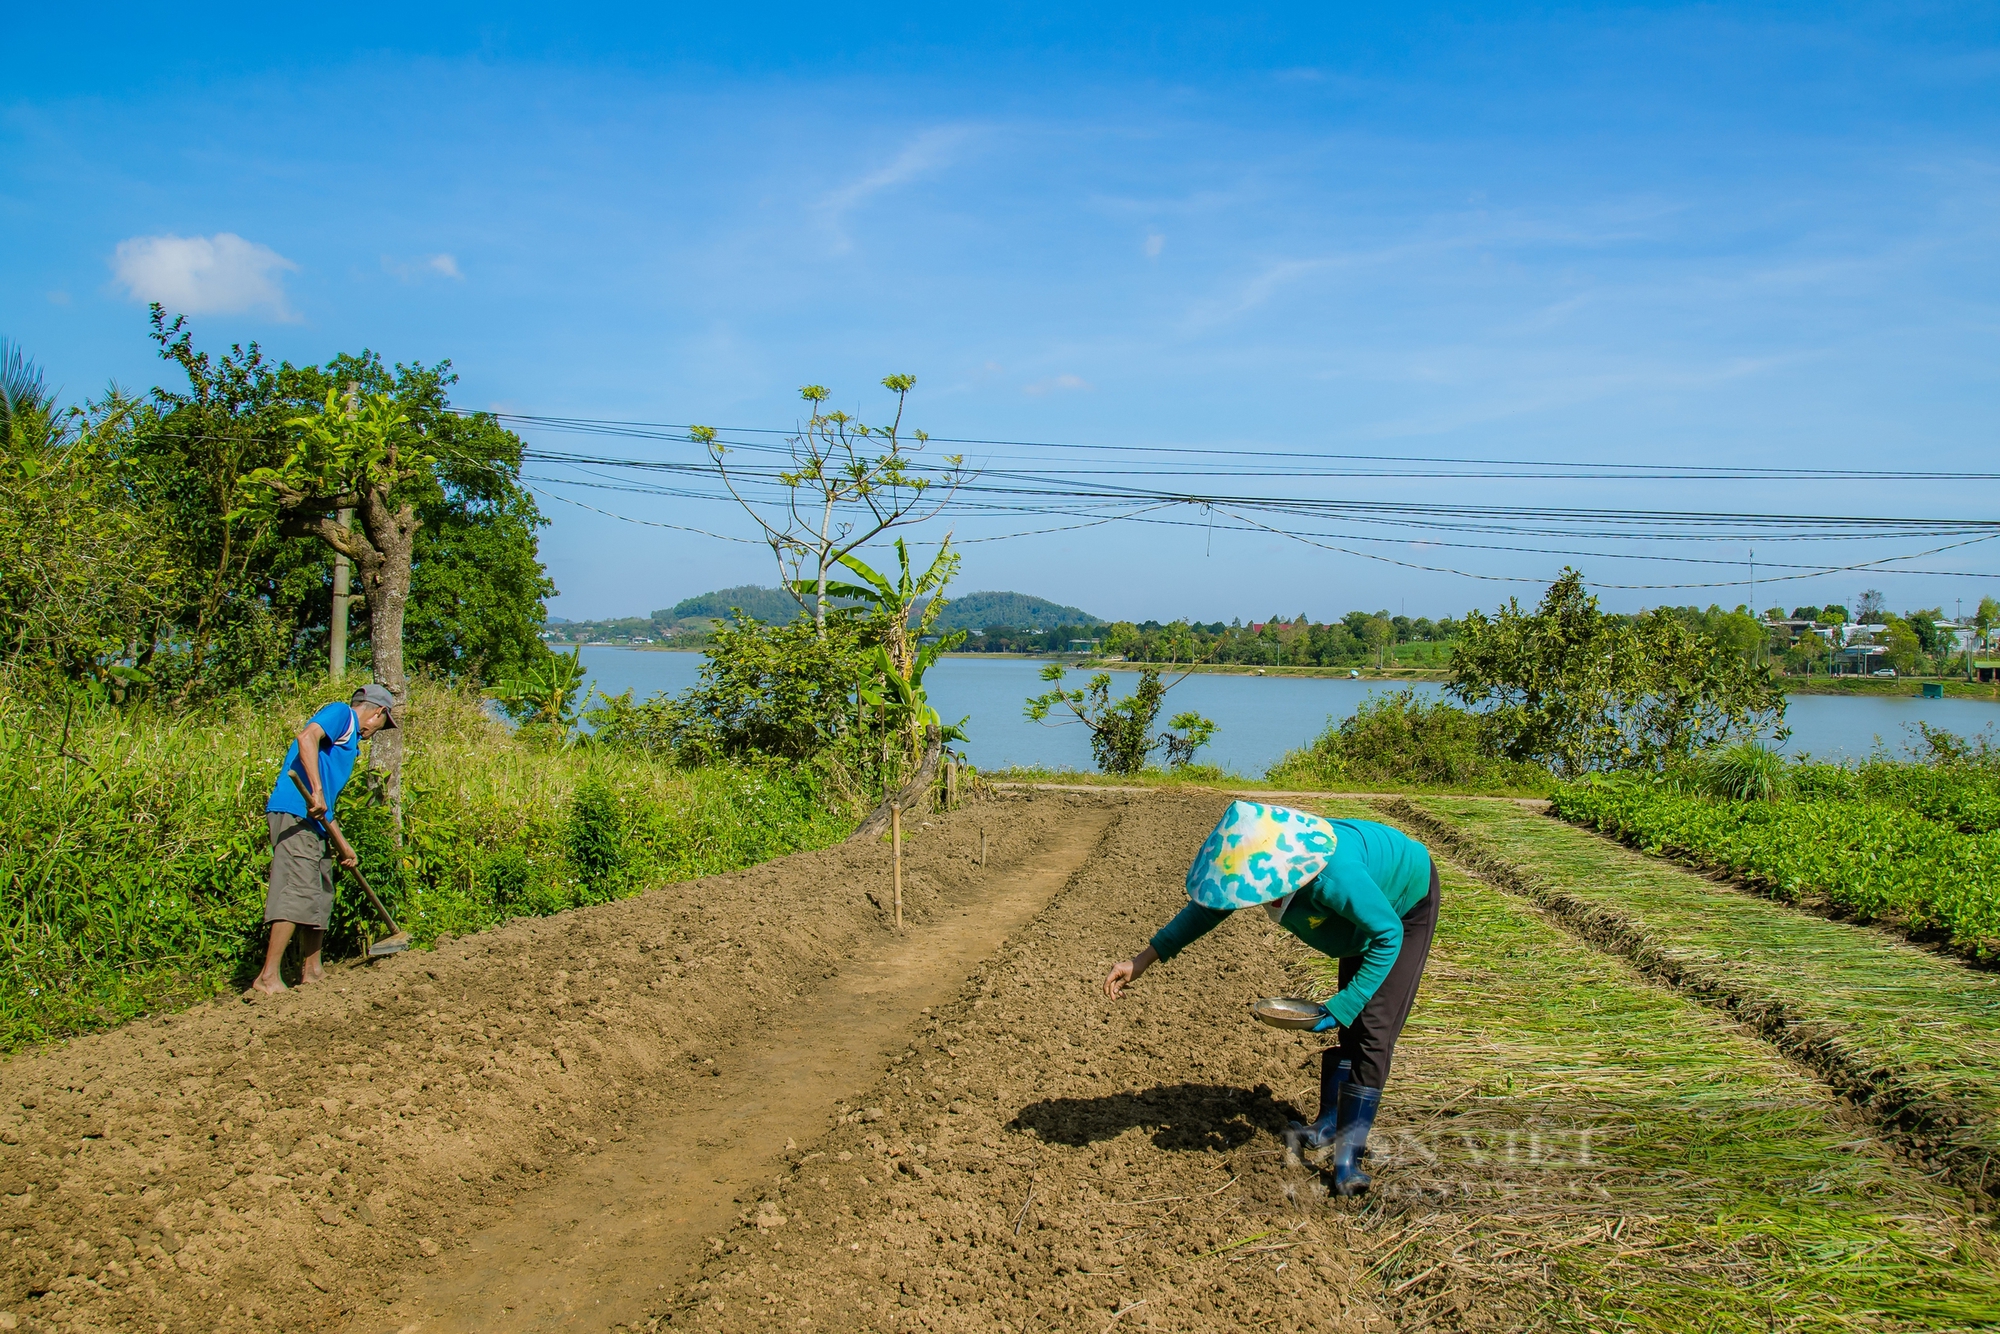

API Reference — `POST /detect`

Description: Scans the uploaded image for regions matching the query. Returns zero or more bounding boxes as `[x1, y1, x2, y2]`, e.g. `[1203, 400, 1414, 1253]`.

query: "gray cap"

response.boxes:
[350, 683, 400, 726]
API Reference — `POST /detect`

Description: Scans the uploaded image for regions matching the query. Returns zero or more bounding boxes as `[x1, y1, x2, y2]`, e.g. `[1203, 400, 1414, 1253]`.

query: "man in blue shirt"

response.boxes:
[248, 684, 398, 995]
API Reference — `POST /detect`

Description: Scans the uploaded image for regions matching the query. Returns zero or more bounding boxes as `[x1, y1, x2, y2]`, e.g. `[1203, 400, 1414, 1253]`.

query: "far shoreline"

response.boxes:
[550, 643, 2000, 700]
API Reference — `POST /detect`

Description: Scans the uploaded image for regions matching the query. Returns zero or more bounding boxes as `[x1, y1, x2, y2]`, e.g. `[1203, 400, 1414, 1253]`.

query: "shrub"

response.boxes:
[1267, 690, 1551, 793]
[567, 775, 624, 902]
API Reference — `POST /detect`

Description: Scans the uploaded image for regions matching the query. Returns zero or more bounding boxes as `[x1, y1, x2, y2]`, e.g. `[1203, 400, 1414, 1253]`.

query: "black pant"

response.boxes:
[1323, 861, 1440, 1101]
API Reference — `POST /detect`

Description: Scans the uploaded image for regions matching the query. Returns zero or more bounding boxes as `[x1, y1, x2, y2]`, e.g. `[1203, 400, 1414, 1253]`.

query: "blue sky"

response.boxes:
[6, 4, 1998, 621]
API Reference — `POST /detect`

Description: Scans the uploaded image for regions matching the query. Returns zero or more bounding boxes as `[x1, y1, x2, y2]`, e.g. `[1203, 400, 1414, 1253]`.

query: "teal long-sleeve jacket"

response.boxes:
[1148, 818, 1433, 1027]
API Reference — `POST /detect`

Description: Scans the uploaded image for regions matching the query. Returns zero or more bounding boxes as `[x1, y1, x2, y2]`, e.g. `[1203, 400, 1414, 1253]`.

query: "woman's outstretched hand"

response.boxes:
[1104, 946, 1159, 998]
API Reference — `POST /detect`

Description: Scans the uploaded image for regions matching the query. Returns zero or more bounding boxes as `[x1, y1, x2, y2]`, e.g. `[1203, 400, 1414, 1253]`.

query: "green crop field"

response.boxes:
[1550, 776, 2000, 960]
[1290, 796, 2000, 1331]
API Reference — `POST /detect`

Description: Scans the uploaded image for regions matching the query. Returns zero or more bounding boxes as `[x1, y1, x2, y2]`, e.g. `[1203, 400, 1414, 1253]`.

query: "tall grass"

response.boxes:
[0, 676, 850, 1050]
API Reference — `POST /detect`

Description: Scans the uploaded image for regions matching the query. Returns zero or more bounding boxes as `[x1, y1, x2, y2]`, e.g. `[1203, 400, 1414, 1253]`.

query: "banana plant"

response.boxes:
[493, 644, 590, 738]
[800, 537, 967, 768]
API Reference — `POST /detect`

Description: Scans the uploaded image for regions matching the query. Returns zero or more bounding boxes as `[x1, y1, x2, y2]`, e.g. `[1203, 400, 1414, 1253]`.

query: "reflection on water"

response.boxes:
[575, 649, 2000, 778]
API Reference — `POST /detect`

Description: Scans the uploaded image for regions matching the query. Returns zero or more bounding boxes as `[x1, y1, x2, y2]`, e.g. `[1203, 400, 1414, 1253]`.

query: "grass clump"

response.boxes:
[1692, 738, 1788, 801]
[0, 675, 850, 1050]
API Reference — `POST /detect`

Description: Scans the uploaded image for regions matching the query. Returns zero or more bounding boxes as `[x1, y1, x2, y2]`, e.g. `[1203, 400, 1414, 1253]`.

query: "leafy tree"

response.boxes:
[1976, 597, 1999, 652]
[1363, 614, 1393, 669]
[1882, 617, 1926, 676]
[1448, 568, 1783, 777]
[141, 313, 550, 696]
[1026, 666, 1217, 775]
[1855, 590, 1887, 622]
[237, 389, 431, 811]
[0, 351, 176, 690]
[1902, 608, 1948, 657]
[696, 376, 968, 635]
[1820, 604, 1849, 624]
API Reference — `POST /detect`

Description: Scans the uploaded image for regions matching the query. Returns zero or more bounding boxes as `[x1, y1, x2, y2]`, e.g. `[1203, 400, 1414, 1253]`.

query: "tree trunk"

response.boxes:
[848, 725, 943, 844]
[355, 493, 421, 832]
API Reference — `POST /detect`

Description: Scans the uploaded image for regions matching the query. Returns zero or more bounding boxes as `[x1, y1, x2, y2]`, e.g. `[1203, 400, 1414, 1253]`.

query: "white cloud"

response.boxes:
[1144, 232, 1166, 259]
[1023, 373, 1092, 396]
[382, 252, 464, 282]
[112, 233, 298, 319]
[819, 127, 975, 250]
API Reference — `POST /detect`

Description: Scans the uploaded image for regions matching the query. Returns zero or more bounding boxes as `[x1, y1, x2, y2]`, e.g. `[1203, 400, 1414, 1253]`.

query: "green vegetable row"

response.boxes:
[1790, 761, 2000, 834]
[1551, 779, 2000, 960]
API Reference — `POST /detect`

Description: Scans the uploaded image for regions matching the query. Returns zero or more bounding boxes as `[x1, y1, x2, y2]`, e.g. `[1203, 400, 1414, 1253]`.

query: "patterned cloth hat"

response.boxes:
[1184, 801, 1338, 910]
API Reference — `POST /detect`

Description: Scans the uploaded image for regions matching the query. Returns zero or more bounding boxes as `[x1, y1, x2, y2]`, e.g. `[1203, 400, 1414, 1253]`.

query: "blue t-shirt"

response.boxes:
[266, 702, 363, 821]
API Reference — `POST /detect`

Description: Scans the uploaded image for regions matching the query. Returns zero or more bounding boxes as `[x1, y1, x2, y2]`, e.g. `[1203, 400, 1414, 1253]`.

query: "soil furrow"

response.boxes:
[0, 792, 1106, 1334]
[376, 803, 1120, 1331]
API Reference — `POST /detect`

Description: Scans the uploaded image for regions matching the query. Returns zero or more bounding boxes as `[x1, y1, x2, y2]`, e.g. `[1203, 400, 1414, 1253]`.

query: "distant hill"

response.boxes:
[661, 585, 805, 623]
[931, 591, 1102, 632]
[601, 585, 1100, 632]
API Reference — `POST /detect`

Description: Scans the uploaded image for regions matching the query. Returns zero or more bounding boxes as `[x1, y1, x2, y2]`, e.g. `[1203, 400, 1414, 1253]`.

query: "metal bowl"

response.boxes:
[1250, 997, 1328, 1030]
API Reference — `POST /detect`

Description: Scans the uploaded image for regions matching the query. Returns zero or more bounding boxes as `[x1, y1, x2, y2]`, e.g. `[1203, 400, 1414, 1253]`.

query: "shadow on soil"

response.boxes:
[1008, 1082, 1300, 1151]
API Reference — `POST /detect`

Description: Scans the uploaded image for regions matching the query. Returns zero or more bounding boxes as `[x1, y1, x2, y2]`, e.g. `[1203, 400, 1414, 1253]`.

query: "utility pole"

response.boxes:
[1749, 548, 1759, 667]
[330, 381, 357, 681]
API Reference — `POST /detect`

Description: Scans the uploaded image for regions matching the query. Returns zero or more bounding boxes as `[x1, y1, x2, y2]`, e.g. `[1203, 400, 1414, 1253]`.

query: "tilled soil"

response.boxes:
[3, 789, 1987, 1334]
[0, 791, 1097, 1334]
[639, 788, 1400, 1334]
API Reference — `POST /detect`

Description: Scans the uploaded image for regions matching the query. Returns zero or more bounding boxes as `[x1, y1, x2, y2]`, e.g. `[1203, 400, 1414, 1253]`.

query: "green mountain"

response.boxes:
[617, 585, 1100, 633]
[660, 585, 806, 623]
[930, 590, 1102, 632]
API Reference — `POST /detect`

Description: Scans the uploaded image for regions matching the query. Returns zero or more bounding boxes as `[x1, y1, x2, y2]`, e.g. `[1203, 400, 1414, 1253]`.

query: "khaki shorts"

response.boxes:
[265, 813, 334, 928]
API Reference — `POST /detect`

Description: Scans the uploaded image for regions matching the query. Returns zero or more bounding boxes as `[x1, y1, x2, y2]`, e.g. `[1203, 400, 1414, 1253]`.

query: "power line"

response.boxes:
[476, 409, 2000, 483]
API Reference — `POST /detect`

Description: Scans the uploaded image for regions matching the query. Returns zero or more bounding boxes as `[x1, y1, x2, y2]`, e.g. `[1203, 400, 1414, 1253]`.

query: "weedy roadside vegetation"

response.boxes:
[0, 675, 846, 1049]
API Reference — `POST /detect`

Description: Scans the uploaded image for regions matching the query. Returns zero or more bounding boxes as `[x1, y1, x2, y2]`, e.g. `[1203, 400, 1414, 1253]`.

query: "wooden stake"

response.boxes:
[946, 760, 957, 809]
[980, 828, 987, 868]
[891, 804, 904, 930]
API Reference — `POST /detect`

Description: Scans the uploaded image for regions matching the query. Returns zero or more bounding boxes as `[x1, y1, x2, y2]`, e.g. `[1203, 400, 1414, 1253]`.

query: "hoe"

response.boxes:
[289, 770, 413, 957]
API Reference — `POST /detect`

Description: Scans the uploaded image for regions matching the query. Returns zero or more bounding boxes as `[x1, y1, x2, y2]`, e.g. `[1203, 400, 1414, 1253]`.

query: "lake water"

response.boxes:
[576, 648, 2000, 777]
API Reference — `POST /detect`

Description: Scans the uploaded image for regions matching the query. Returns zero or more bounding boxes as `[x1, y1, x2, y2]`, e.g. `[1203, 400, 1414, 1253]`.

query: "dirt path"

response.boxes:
[381, 806, 1117, 1332]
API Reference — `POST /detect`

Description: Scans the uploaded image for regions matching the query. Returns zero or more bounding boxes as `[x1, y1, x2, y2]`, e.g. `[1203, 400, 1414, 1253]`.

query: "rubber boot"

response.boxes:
[1328, 1083, 1381, 1197]
[1284, 1059, 1349, 1164]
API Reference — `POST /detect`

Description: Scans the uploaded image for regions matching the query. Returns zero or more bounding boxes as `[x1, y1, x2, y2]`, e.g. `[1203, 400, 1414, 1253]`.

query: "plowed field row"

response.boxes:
[0, 791, 1993, 1334]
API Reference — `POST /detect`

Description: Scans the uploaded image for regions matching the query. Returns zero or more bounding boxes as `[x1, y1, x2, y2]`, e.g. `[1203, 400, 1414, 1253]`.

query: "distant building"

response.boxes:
[1833, 644, 1888, 675]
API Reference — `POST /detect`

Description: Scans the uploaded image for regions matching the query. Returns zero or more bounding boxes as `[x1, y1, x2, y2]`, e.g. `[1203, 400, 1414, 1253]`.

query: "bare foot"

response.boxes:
[298, 967, 326, 986]
[248, 975, 288, 996]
